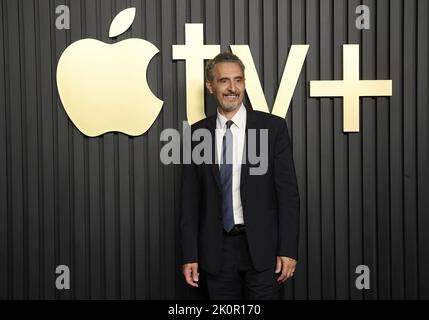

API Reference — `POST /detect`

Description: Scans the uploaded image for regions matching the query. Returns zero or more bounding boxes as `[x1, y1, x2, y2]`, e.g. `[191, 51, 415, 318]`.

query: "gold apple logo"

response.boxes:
[56, 7, 163, 137]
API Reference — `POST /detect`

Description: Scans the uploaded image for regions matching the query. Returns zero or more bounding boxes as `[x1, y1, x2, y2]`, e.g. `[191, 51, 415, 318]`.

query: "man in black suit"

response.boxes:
[180, 52, 300, 299]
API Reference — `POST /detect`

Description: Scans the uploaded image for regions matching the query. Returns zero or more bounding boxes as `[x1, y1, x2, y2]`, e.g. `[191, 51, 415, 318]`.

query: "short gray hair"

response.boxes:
[205, 52, 245, 83]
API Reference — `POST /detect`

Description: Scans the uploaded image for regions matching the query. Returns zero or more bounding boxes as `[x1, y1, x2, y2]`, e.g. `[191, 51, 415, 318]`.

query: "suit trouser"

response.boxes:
[205, 231, 281, 300]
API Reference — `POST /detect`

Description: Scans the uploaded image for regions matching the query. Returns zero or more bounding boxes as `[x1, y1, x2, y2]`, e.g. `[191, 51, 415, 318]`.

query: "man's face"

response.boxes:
[206, 62, 245, 113]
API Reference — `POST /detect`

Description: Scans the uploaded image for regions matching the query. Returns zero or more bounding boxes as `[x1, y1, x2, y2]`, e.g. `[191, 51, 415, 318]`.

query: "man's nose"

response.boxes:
[228, 81, 237, 92]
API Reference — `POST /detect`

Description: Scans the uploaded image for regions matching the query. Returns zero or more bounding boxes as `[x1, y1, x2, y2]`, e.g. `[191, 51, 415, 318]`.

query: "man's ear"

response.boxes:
[205, 81, 213, 94]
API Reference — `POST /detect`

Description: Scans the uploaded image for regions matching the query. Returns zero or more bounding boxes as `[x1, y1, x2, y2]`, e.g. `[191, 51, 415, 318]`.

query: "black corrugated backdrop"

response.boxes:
[0, 0, 428, 299]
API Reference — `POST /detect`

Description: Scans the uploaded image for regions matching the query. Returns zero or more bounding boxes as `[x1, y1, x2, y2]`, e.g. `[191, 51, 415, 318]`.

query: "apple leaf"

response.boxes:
[109, 7, 136, 38]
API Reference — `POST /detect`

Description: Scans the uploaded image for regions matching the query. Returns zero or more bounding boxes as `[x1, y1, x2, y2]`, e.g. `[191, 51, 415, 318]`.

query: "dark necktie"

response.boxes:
[220, 120, 234, 232]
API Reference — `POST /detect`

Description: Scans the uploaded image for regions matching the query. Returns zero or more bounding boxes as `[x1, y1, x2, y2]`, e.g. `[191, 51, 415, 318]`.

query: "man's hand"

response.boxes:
[275, 256, 297, 283]
[182, 262, 199, 288]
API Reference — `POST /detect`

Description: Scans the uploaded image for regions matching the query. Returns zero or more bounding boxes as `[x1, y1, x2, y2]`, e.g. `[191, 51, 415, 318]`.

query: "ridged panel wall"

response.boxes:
[0, 0, 428, 299]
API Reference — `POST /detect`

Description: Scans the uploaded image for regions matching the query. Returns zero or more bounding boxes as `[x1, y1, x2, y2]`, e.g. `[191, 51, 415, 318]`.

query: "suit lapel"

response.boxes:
[206, 116, 222, 190]
[240, 108, 257, 194]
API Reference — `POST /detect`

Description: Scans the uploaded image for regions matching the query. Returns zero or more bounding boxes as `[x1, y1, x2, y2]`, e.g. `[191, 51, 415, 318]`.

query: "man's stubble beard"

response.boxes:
[218, 103, 240, 113]
[218, 94, 243, 113]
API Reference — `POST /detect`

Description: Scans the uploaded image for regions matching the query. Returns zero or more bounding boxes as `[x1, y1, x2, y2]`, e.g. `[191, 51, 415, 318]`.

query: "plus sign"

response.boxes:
[310, 44, 392, 132]
[173, 24, 220, 124]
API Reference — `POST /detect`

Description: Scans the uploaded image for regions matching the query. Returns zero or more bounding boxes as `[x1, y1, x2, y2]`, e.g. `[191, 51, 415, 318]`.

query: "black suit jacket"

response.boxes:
[180, 107, 300, 275]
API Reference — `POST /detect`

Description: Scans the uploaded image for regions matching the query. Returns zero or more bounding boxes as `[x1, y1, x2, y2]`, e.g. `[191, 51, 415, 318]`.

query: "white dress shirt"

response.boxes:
[216, 104, 246, 225]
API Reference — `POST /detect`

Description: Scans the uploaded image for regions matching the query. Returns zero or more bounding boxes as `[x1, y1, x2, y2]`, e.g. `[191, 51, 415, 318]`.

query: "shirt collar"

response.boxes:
[216, 103, 246, 129]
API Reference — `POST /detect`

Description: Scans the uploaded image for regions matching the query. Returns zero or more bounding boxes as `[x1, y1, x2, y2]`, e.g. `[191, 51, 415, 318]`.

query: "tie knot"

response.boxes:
[226, 120, 234, 129]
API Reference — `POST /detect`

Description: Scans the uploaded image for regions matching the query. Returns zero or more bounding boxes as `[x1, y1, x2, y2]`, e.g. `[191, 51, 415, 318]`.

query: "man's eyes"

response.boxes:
[219, 79, 242, 84]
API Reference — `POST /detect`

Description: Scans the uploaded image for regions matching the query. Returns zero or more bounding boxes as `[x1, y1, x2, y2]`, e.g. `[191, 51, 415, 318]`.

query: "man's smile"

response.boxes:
[223, 93, 239, 101]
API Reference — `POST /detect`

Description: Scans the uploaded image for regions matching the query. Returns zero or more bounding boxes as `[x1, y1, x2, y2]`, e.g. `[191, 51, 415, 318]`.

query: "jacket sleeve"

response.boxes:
[180, 139, 201, 264]
[273, 120, 300, 260]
